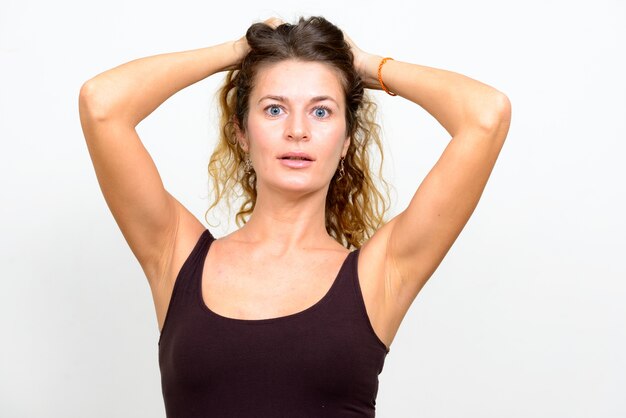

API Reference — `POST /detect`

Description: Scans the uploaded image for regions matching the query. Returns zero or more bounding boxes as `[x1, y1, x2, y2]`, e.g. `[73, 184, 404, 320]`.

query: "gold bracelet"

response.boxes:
[377, 57, 397, 96]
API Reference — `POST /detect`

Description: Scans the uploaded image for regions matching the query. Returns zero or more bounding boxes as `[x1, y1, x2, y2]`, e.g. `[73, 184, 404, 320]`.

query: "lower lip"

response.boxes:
[279, 159, 313, 168]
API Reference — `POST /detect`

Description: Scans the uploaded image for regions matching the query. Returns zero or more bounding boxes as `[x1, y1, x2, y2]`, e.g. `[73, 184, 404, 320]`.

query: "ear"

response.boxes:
[341, 135, 351, 158]
[233, 117, 249, 152]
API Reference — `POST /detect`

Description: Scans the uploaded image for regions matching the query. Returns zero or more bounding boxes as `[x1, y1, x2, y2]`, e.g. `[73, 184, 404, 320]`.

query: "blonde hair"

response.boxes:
[204, 17, 391, 249]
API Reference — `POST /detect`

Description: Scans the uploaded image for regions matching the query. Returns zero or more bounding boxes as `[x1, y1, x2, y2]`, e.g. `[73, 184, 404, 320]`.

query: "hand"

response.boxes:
[232, 17, 284, 65]
[343, 32, 382, 90]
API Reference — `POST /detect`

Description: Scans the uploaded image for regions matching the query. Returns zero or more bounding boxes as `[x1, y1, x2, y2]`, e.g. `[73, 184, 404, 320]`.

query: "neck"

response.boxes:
[236, 184, 339, 253]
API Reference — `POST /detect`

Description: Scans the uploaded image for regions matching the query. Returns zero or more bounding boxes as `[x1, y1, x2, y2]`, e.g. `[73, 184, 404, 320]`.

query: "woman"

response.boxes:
[79, 16, 510, 417]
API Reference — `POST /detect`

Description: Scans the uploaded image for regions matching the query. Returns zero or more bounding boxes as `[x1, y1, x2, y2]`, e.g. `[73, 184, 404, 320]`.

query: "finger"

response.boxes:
[264, 17, 284, 29]
[343, 32, 354, 45]
[343, 32, 360, 51]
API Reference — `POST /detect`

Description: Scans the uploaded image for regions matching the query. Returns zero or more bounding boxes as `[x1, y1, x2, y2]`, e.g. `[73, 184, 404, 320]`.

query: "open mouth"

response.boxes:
[278, 151, 315, 161]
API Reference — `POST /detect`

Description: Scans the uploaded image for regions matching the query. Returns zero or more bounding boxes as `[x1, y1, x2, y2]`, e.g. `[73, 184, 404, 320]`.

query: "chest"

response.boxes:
[200, 249, 349, 321]
[159, 285, 385, 416]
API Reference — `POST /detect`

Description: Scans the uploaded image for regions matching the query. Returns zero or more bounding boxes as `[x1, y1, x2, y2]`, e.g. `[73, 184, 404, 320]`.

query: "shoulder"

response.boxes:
[353, 219, 403, 348]
[163, 214, 209, 285]
[358, 218, 396, 276]
[355, 220, 395, 314]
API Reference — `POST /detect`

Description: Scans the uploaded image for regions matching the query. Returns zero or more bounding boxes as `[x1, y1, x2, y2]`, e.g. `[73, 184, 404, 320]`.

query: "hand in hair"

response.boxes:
[232, 17, 284, 67]
[342, 32, 382, 91]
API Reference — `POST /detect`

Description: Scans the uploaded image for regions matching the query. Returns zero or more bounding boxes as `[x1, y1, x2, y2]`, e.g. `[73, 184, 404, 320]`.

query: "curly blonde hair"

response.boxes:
[205, 16, 391, 249]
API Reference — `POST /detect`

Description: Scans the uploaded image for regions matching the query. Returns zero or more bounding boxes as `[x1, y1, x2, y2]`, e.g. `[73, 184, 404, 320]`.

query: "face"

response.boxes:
[237, 59, 350, 196]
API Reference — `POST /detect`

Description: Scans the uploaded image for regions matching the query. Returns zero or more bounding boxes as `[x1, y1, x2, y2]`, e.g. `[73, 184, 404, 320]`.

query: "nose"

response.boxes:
[285, 112, 310, 141]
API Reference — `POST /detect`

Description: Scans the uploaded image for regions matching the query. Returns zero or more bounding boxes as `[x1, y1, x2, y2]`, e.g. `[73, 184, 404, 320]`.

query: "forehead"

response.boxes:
[251, 60, 345, 105]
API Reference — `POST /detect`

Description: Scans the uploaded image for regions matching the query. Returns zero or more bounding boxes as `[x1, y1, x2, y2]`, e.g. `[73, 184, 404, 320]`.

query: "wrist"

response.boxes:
[218, 39, 249, 71]
[358, 54, 384, 90]
[232, 38, 250, 60]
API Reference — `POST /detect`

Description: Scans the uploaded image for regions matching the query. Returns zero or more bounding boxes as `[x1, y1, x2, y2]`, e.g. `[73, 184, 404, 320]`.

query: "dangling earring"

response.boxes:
[336, 157, 345, 181]
[244, 154, 253, 174]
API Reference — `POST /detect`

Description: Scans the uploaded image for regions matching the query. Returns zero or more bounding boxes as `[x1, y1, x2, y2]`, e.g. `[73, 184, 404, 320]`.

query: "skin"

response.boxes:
[79, 17, 511, 350]
[234, 59, 351, 252]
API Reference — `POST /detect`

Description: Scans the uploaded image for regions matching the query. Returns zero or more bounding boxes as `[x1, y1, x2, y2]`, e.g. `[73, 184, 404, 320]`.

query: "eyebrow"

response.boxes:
[257, 95, 339, 106]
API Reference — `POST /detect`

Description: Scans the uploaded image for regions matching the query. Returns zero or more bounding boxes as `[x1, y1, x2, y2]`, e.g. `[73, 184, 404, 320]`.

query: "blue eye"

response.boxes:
[266, 105, 282, 116]
[314, 107, 330, 118]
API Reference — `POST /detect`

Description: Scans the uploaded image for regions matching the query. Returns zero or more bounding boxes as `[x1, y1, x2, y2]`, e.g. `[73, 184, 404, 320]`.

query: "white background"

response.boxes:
[1, 0, 625, 417]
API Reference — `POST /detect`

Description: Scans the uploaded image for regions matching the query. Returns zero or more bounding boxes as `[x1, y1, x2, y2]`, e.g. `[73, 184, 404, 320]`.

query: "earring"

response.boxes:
[336, 157, 345, 181]
[244, 155, 253, 173]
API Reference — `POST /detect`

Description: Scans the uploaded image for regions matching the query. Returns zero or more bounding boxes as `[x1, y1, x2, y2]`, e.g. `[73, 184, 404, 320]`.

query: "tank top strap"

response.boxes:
[334, 246, 391, 354]
[158, 231, 389, 415]
[158, 229, 213, 345]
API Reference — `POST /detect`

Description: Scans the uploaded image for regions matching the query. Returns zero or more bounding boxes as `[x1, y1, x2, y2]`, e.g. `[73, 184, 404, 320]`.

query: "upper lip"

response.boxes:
[278, 151, 315, 161]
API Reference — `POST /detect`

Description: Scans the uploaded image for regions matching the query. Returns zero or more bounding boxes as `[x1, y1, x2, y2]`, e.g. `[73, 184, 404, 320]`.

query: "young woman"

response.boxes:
[79, 16, 510, 417]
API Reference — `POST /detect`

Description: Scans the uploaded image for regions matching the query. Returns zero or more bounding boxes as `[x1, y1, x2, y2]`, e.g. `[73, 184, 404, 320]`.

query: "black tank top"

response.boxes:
[158, 229, 390, 417]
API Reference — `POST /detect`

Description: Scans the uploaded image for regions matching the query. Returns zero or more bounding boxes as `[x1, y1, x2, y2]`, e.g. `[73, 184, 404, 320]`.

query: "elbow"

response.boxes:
[492, 92, 512, 130]
[78, 78, 114, 123]
[475, 91, 512, 138]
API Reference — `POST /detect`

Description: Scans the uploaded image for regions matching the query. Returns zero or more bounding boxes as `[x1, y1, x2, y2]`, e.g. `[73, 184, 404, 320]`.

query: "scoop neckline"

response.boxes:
[196, 230, 358, 324]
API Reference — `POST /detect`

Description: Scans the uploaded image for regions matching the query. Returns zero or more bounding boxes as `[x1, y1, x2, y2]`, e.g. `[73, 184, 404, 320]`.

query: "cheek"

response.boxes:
[323, 126, 349, 154]
[245, 128, 277, 167]
[244, 118, 268, 148]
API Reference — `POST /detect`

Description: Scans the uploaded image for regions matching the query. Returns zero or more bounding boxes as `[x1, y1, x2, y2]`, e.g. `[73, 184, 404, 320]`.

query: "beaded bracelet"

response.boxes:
[377, 57, 397, 96]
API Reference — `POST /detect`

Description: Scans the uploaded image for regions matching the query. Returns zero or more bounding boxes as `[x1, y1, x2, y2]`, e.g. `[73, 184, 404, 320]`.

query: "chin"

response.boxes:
[263, 176, 330, 195]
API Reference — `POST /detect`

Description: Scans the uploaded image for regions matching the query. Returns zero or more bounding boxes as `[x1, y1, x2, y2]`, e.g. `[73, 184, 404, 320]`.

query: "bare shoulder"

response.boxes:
[356, 218, 408, 349]
[358, 217, 399, 294]
[149, 198, 207, 332]
[166, 205, 208, 285]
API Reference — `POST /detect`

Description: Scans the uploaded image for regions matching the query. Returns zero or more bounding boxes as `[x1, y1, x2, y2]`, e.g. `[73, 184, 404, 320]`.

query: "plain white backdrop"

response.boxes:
[1, 0, 625, 417]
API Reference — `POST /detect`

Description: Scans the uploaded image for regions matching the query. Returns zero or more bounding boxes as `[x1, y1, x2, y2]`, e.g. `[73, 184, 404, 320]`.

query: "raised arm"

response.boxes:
[78, 39, 249, 284]
[349, 36, 511, 316]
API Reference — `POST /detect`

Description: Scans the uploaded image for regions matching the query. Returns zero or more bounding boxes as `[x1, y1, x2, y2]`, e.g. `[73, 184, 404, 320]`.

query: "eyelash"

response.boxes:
[313, 105, 332, 118]
[264, 104, 333, 119]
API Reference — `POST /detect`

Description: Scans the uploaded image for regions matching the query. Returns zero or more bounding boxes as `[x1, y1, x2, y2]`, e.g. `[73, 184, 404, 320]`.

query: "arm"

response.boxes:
[78, 39, 249, 283]
[350, 38, 511, 304]
[79, 41, 248, 125]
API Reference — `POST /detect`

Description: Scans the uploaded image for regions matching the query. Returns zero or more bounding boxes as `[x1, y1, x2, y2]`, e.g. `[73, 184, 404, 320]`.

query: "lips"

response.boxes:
[278, 151, 314, 169]
[278, 152, 315, 161]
